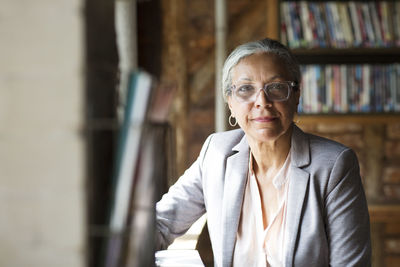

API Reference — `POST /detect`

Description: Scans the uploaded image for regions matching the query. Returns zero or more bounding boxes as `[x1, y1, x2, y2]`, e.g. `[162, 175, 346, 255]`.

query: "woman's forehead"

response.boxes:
[231, 53, 291, 82]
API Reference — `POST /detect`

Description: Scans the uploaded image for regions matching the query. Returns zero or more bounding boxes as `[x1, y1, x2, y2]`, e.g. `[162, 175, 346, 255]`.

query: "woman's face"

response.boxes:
[228, 52, 300, 145]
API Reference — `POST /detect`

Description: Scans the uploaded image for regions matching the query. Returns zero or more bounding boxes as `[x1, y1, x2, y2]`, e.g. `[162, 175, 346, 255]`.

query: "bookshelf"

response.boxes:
[276, 0, 400, 119]
[269, 1, 400, 265]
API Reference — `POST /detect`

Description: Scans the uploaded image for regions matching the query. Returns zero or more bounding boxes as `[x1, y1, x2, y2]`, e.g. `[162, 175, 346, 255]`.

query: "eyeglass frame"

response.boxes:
[229, 81, 299, 103]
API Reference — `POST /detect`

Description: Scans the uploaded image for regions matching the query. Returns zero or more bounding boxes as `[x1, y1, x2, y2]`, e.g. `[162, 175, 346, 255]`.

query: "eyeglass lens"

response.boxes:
[234, 82, 290, 102]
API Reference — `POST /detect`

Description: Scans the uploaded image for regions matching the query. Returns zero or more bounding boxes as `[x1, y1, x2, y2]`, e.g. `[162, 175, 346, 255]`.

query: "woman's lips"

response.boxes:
[253, 116, 277, 122]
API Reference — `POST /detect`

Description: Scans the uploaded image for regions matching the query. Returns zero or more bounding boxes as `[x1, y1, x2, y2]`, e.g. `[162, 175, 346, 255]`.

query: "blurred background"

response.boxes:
[1, 0, 400, 266]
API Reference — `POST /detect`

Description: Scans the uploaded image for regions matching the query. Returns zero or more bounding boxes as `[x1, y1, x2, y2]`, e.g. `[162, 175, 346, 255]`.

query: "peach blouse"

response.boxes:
[233, 150, 291, 267]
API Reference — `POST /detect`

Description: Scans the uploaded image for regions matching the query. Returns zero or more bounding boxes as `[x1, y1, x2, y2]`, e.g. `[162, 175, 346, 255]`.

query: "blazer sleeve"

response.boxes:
[155, 134, 212, 249]
[324, 148, 371, 266]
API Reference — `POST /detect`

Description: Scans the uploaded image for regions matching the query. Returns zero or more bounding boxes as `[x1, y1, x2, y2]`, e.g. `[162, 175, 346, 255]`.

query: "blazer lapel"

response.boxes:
[221, 135, 249, 267]
[285, 125, 311, 266]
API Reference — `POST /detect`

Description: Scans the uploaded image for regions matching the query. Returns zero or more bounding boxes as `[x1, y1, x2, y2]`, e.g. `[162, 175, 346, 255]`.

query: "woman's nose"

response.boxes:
[254, 88, 273, 107]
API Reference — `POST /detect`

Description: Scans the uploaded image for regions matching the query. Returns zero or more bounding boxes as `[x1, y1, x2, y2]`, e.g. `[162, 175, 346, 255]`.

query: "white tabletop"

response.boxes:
[155, 250, 205, 267]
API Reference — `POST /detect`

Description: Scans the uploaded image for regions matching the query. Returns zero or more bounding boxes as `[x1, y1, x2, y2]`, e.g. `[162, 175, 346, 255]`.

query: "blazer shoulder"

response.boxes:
[206, 129, 245, 154]
[303, 130, 359, 176]
[307, 131, 350, 156]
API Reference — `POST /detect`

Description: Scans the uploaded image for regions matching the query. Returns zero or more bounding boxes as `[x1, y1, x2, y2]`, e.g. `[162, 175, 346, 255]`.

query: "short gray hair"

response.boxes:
[221, 38, 301, 101]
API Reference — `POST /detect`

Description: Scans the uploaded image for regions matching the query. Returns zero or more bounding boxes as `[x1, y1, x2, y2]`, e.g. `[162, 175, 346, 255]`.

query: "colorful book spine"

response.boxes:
[281, 1, 400, 48]
[299, 64, 400, 114]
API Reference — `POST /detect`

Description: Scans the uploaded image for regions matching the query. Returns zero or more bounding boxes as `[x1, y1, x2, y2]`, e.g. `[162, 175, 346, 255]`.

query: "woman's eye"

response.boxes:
[237, 85, 255, 93]
[268, 83, 286, 93]
[270, 83, 284, 90]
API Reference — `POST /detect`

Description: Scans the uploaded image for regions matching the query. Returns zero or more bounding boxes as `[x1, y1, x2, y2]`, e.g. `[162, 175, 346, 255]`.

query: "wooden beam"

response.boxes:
[161, 0, 188, 179]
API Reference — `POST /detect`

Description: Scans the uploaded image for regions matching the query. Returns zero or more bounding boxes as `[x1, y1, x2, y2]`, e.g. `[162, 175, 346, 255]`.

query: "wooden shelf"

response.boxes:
[298, 114, 400, 125]
[369, 205, 400, 223]
[292, 47, 400, 64]
[292, 47, 400, 56]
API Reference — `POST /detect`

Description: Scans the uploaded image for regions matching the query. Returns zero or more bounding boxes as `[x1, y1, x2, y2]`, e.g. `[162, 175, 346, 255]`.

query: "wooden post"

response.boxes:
[266, 0, 279, 40]
[215, 0, 228, 132]
[161, 0, 188, 179]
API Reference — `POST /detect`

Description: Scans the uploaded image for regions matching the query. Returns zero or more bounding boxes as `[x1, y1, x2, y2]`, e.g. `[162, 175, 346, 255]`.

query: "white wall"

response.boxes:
[0, 0, 86, 266]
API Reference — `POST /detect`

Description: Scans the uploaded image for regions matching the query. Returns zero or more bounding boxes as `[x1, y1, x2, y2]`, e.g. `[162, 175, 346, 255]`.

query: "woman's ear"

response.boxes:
[295, 88, 301, 106]
[227, 96, 233, 114]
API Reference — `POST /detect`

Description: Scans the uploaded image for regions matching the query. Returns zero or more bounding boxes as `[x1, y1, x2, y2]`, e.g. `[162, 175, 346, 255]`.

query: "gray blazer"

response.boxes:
[156, 125, 371, 266]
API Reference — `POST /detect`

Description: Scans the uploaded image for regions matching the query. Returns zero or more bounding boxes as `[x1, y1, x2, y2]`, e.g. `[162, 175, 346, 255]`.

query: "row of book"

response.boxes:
[104, 70, 175, 267]
[281, 1, 400, 48]
[299, 64, 400, 114]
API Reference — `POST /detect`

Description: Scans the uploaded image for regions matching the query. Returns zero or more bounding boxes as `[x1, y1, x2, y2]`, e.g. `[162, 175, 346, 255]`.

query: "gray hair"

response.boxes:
[221, 38, 301, 101]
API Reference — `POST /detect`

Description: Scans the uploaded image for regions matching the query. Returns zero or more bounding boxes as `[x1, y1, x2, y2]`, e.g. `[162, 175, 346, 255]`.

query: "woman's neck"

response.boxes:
[248, 126, 292, 177]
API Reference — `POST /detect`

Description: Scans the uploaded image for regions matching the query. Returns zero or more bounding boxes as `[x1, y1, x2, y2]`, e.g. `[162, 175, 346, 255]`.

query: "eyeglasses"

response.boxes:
[230, 81, 298, 103]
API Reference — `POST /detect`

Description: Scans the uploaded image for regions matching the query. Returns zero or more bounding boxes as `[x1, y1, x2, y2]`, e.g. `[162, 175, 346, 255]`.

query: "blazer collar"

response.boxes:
[290, 124, 311, 167]
[285, 124, 311, 265]
[221, 133, 249, 267]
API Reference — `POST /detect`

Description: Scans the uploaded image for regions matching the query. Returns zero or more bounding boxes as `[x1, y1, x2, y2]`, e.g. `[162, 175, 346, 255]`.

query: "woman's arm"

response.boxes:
[155, 134, 213, 249]
[324, 148, 371, 266]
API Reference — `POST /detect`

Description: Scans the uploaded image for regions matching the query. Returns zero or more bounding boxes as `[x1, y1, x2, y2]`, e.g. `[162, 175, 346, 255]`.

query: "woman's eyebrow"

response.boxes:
[237, 75, 283, 83]
[237, 77, 252, 81]
[266, 75, 283, 81]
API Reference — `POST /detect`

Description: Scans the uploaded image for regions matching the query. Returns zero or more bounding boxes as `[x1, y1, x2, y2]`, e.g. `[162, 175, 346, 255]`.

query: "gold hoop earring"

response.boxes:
[229, 115, 238, 127]
[294, 113, 300, 124]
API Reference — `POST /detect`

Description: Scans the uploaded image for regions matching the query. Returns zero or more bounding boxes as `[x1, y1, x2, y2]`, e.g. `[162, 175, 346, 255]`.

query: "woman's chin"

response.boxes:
[246, 125, 292, 144]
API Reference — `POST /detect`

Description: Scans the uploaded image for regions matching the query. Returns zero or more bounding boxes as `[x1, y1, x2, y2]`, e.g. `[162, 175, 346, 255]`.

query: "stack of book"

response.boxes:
[299, 64, 400, 114]
[281, 1, 400, 48]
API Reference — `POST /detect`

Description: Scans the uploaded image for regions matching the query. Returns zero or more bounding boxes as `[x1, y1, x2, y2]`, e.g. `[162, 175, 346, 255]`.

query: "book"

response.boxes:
[361, 2, 375, 47]
[104, 70, 154, 267]
[338, 2, 354, 47]
[348, 1, 363, 47]
[125, 81, 176, 266]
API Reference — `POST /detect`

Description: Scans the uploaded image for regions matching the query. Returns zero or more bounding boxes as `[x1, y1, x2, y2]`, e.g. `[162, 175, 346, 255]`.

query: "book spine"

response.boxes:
[310, 3, 325, 47]
[290, 2, 301, 48]
[282, 2, 295, 48]
[362, 65, 371, 112]
[311, 65, 319, 113]
[325, 65, 333, 112]
[395, 2, 400, 46]
[361, 2, 375, 47]
[396, 64, 400, 112]
[280, 3, 288, 46]
[369, 2, 384, 47]
[333, 65, 341, 113]
[300, 65, 307, 113]
[307, 3, 319, 48]
[355, 2, 368, 46]
[338, 2, 354, 48]
[324, 3, 337, 47]
[340, 65, 348, 112]
[380, 2, 393, 46]
[355, 65, 363, 112]
[348, 1, 363, 46]
[389, 64, 396, 112]
[300, 1, 313, 47]
[318, 65, 327, 112]
[330, 2, 346, 48]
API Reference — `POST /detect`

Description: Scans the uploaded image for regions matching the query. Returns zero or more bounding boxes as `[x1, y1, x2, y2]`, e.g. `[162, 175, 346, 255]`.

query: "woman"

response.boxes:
[156, 38, 371, 266]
